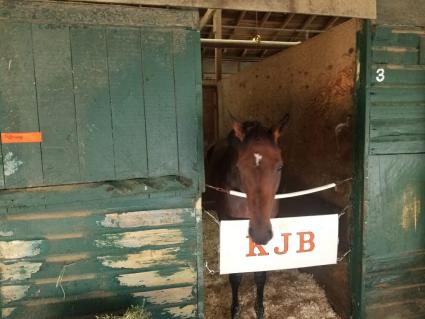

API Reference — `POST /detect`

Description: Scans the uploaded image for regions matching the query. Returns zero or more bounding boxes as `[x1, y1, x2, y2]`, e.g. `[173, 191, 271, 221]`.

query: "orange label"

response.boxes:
[1, 132, 43, 144]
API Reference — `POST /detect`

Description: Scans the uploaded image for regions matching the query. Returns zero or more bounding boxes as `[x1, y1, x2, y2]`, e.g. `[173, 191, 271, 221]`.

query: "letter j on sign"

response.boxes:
[219, 214, 339, 274]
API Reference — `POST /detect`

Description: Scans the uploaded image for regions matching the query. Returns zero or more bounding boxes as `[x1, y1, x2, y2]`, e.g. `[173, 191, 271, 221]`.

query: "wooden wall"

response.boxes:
[0, 2, 204, 318]
[219, 19, 358, 207]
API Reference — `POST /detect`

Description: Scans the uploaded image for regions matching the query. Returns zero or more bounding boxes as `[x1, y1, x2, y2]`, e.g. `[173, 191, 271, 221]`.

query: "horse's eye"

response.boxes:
[277, 165, 283, 171]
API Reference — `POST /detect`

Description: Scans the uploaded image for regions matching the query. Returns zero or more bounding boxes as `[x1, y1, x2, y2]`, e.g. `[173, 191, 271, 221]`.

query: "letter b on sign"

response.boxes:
[296, 232, 315, 253]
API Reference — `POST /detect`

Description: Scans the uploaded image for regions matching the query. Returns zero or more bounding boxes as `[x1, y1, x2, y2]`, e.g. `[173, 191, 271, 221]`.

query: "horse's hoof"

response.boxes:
[231, 303, 241, 319]
[255, 302, 264, 319]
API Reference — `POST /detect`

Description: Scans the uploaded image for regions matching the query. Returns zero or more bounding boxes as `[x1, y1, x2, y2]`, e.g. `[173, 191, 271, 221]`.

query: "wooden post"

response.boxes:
[213, 9, 222, 81]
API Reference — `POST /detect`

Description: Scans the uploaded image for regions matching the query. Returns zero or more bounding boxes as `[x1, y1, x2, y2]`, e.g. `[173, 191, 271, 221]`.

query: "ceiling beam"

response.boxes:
[260, 13, 295, 58]
[57, 1, 377, 19]
[223, 10, 246, 54]
[324, 16, 340, 30]
[199, 8, 215, 30]
[289, 15, 316, 41]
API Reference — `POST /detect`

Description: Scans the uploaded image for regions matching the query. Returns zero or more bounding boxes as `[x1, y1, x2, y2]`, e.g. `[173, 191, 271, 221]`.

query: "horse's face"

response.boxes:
[232, 115, 289, 245]
[236, 141, 283, 245]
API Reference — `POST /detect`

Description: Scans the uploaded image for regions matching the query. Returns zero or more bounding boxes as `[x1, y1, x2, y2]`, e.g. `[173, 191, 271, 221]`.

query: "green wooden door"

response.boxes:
[0, 2, 203, 319]
[353, 22, 425, 319]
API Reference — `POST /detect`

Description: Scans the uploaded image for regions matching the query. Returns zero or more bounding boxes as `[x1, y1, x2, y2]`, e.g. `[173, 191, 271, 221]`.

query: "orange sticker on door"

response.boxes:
[1, 132, 43, 144]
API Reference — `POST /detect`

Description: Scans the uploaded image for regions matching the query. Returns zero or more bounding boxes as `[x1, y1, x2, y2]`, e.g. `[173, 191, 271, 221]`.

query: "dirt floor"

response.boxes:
[203, 209, 341, 319]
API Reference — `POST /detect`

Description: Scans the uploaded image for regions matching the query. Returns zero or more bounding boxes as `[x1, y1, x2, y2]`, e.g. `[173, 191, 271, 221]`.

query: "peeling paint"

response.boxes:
[133, 286, 193, 305]
[2, 307, 16, 318]
[0, 262, 42, 281]
[98, 247, 180, 269]
[402, 185, 421, 231]
[4, 152, 23, 176]
[95, 229, 184, 248]
[119, 268, 195, 287]
[0, 240, 42, 259]
[99, 210, 184, 228]
[164, 304, 196, 318]
[1, 285, 30, 304]
[0, 231, 14, 237]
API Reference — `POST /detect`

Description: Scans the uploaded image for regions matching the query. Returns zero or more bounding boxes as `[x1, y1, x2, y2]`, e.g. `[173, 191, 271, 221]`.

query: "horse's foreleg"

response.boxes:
[254, 271, 267, 319]
[229, 273, 243, 319]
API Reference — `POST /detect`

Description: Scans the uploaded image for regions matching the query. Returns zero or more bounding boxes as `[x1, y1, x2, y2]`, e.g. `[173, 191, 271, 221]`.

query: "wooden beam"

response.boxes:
[223, 10, 246, 54]
[199, 8, 215, 30]
[260, 13, 295, 58]
[52, 1, 377, 19]
[324, 16, 340, 30]
[289, 15, 316, 41]
[240, 12, 271, 57]
[213, 9, 222, 81]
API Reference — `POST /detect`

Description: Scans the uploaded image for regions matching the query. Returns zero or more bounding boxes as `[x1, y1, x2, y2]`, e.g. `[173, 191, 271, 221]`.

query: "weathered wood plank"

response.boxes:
[70, 26, 115, 182]
[373, 26, 422, 49]
[32, 24, 80, 185]
[372, 48, 418, 65]
[141, 30, 179, 177]
[1, 288, 196, 319]
[173, 30, 200, 185]
[1, 207, 195, 239]
[0, 22, 43, 188]
[46, 0, 377, 19]
[0, 176, 192, 209]
[370, 86, 425, 103]
[0, 230, 195, 261]
[0, 1, 197, 29]
[106, 27, 148, 179]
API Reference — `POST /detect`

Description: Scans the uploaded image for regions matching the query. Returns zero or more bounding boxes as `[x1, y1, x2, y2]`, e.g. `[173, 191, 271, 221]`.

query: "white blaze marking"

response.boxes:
[254, 153, 263, 166]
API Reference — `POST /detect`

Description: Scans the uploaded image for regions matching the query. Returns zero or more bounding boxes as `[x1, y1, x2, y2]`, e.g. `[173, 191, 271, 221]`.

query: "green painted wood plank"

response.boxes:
[370, 86, 425, 103]
[1, 206, 195, 239]
[0, 145, 4, 189]
[366, 299, 425, 319]
[106, 27, 148, 179]
[3, 292, 196, 319]
[70, 26, 115, 182]
[0, 230, 196, 262]
[4, 283, 196, 308]
[372, 48, 418, 65]
[173, 29, 200, 187]
[373, 26, 421, 49]
[1, 259, 196, 287]
[0, 176, 191, 209]
[366, 155, 425, 256]
[420, 36, 425, 65]
[141, 30, 179, 177]
[365, 266, 425, 290]
[0, 22, 43, 188]
[365, 252, 425, 273]
[32, 24, 80, 185]
[371, 65, 425, 84]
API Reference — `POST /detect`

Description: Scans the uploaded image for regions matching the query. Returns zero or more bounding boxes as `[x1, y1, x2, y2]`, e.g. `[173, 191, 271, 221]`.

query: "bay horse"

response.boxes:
[204, 114, 290, 319]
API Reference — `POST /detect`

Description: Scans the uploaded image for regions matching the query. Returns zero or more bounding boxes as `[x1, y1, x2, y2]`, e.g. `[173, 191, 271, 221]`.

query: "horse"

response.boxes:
[204, 114, 290, 319]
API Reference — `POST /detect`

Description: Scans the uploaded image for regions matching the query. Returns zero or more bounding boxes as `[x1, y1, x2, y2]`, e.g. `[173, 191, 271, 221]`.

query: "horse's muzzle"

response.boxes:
[249, 226, 273, 245]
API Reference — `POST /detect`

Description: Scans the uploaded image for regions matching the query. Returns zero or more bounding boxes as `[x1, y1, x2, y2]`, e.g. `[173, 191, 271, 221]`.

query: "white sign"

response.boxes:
[220, 214, 339, 274]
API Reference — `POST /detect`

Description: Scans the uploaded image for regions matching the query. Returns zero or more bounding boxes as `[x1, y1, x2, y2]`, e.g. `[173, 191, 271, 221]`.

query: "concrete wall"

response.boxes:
[219, 19, 358, 207]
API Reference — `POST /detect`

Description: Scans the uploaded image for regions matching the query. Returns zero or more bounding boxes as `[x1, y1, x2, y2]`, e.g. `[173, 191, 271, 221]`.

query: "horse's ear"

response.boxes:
[273, 113, 290, 143]
[233, 122, 245, 141]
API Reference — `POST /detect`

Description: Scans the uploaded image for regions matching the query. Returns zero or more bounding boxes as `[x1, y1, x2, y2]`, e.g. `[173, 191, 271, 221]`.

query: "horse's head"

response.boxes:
[231, 114, 289, 245]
